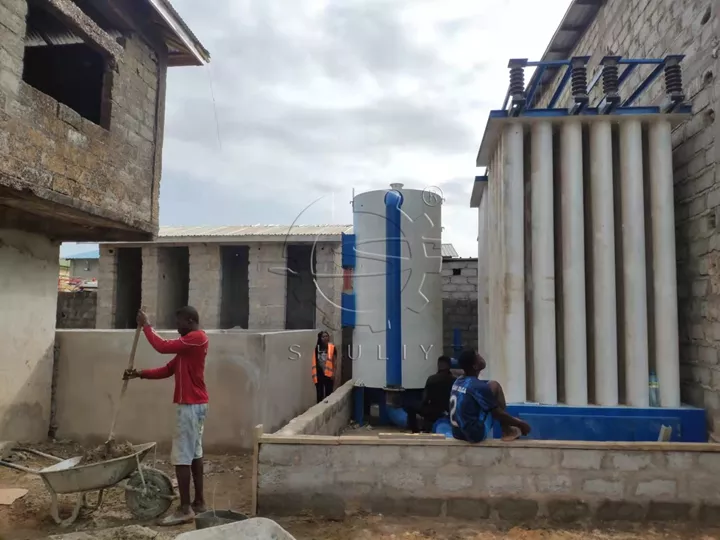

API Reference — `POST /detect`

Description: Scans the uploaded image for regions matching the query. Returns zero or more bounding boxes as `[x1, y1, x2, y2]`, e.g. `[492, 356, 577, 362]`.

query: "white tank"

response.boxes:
[352, 185, 443, 389]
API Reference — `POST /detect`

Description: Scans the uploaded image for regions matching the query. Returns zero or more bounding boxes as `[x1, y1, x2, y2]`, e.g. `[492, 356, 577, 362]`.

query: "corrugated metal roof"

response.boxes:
[527, 0, 605, 107]
[158, 225, 354, 238]
[441, 244, 459, 258]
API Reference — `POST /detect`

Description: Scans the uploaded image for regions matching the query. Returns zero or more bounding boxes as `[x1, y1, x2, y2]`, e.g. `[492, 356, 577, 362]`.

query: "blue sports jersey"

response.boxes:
[449, 376, 498, 443]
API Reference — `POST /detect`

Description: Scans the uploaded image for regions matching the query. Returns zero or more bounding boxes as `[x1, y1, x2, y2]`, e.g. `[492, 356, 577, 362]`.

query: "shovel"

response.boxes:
[105, 324, 142, 450]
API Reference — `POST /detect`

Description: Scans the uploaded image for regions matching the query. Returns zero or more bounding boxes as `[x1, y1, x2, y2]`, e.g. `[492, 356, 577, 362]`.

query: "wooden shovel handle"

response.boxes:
[107, 325, 142, 442]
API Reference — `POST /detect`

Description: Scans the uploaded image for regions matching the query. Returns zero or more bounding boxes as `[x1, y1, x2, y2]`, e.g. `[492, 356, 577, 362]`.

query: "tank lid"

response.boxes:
[390, 183, 404, 190]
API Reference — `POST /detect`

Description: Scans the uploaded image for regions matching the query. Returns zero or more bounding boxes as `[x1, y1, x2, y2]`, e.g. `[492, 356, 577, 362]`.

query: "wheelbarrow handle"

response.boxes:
[12, 447, 64, 462]
[0, 460, 39, 474]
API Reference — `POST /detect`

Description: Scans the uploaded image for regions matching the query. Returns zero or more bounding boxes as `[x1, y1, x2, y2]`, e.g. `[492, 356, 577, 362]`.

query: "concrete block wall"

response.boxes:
[249, 244, 287, 330]
[141, 246, 160, 323]
[442, 259, 479, 356]
[0, 0, 168, 236]
[96, 245, 118, 329]
[0, 229, 58, 441]
[54, 329, 317, 450]
[315, 242, 342, 333]
[274, 380, 353, 436]
[533, 0, 720, 432]
[56, 291, 97, 329]
[258, 439, 720, 521]
[188, 244, 222, 329]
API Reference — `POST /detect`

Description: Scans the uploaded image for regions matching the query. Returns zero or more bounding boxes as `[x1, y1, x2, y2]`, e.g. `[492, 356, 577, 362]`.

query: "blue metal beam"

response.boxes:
[623, 62, 665, 106]
[525, 65, 547, 107]
[548, 66, 572, 108]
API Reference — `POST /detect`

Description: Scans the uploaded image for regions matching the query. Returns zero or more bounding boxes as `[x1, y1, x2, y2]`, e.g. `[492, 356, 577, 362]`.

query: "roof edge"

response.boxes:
[147, 0, 210, 66]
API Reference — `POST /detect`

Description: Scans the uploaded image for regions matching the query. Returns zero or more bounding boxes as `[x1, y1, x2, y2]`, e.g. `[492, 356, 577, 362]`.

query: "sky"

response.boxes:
[61, 0, 572, 258]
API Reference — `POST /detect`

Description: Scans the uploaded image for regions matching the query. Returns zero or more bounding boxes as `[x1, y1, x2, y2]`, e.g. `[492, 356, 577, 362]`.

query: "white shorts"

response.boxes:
[171, 403, 208, 466]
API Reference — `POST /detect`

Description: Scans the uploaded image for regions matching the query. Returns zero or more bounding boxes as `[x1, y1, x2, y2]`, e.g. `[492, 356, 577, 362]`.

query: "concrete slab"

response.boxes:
[175, 517, 296, 540]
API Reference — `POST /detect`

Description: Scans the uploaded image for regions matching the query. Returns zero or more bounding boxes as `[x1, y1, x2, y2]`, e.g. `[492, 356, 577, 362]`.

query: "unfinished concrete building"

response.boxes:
[0, 0, 208, 441]
[96, 225, 349, 333]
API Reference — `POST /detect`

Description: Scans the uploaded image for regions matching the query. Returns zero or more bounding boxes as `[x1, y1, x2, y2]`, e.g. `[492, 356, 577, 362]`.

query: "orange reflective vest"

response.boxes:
[312, 343, 335, 384]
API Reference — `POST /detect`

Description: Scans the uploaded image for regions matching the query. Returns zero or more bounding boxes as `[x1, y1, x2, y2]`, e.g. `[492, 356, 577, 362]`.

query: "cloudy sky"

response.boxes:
[63, 0, 572, 258]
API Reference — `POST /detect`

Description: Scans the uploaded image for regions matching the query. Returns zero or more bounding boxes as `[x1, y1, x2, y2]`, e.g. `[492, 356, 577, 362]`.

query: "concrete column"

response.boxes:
[561, 120, 588, 406]
[188, 244, 222, 329]
[314, 242, 342, 334]
[477, 193, 489, 362]
[96, 245, 118, 329]
[531, 121, 557, 404]
[620, 119, 649, 407]
[249, 243, 287, 330]
[590, 121, 619, 406]
[503, 123, 526, 402]
[141, 246, 160, 324]
[649, 120, 681, 407]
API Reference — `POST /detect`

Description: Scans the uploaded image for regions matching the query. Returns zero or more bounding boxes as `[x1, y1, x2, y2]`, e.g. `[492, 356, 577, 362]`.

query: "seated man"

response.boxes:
[407, 356, 456, 433]
[450, 349, 531, 442]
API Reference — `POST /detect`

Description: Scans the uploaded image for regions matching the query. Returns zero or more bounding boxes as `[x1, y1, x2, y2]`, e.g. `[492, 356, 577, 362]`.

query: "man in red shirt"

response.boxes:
[123, 306, 209, 526]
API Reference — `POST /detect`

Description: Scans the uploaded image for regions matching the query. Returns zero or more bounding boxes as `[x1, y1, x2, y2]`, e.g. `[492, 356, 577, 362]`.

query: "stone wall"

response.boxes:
[258, 438, 720, 522]
[0, 0, 167, 240]
[442, 259, 478, 356]
[0, 229, 58, 441]
[56, 291, 96, 329]
[274, 380, 353, 436]
[315, 243, 343, 334]
[533, 0, 719, 432]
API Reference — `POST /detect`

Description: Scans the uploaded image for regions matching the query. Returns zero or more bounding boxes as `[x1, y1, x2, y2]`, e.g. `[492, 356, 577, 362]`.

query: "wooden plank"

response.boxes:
[250, 425, 263, 517]
[378, 433, 445, 440]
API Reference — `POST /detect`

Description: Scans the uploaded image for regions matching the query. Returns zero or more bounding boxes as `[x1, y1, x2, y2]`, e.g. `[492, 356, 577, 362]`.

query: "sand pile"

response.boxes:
[77, 441, 135, 466]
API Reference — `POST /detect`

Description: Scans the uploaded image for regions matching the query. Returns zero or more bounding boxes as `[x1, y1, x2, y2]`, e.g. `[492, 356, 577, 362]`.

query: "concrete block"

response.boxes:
[596, 500, 646, 522]
[698, 453, 720, 471]
[402, 446, 450, 467]
[368, 497, 443, 517]
[446, 498, 491, 519]
[646, 501, 693, 521]
[609, 452, 652, 471]
[457, 447, 503, 467]
[485, 475, 525, 495]
[666, 452, 696, 470]
[634, 479, 677, 498]
[561, 449, 603, 470]
[534, 474, 572, 494]
[382, 470, 425, 492]
[493, 498, 539, 521]
[581, 479, 624, 498]
[258, 445, 300, 466]
[508, 448, 554, 468]
[334, 445, 401, 468]
[284, 467, 334, 491]
[547, 498, 589, 523]
[434, 471, 472, 492]
[699, 503, 720, 525]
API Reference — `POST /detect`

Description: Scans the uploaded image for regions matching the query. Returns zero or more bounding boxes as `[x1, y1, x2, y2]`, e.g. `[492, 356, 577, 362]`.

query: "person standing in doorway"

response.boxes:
[123, 306, 209, 526]
[313, 331, 335, 403]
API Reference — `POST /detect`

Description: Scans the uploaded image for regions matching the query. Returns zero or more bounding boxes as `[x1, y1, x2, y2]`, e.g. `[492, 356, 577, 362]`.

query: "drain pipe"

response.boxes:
[384, 184, 407, 427]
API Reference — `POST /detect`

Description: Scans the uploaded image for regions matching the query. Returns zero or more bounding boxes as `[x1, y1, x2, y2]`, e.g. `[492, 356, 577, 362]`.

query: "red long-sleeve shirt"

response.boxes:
[139, 325, 209, 405]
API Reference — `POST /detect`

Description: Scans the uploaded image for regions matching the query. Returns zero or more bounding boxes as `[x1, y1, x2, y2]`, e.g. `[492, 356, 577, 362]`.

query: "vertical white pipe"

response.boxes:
[620, 120, 650, 407]
[590, 121, 619, 406]
[504, 123, 526, 402]
[531, 122, 557, 404]
[561, 121, 588, 406]
[477, 193, 489, 364]
[488, 153, 505, 388]
[649, 120, 681, 407]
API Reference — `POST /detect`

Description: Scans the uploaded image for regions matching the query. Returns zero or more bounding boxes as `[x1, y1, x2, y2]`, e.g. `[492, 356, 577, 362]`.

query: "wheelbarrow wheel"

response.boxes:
[125, 467, 174, 520]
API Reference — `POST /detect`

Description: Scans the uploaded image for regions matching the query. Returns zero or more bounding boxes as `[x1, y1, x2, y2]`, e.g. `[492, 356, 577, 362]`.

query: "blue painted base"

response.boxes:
[493, 403, 707, 443]
[352, 386, 424, 427]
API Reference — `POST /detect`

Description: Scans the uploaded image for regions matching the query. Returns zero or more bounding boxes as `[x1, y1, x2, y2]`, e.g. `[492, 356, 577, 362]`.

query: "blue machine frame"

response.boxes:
[498, 55, 690, 119]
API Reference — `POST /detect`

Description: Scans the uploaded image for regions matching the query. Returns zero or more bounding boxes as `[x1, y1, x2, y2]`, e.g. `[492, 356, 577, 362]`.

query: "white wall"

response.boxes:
[0, 229, 59, 441]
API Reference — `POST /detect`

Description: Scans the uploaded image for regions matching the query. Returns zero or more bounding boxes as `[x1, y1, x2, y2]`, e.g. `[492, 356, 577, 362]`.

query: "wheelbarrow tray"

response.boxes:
[38, 443, 155, 494]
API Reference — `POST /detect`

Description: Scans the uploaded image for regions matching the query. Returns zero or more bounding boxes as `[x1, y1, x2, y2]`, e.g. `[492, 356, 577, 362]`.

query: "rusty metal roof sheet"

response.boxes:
[441, 244, 459, 258]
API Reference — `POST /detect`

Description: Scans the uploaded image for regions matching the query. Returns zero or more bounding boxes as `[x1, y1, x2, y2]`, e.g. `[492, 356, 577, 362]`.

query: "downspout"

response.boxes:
[384, 184, 407, 427]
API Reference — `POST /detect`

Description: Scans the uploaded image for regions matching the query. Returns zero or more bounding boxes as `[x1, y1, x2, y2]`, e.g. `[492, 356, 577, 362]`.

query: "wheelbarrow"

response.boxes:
[0, 442, 175, 527]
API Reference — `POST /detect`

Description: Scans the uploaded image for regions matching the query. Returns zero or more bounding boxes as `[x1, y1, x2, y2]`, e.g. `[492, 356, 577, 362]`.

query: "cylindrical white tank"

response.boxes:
[353, 185, 443, 390]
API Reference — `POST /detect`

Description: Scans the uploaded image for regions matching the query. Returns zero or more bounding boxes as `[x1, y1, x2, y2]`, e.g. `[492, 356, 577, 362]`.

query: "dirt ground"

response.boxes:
[0, 441, 719, 540]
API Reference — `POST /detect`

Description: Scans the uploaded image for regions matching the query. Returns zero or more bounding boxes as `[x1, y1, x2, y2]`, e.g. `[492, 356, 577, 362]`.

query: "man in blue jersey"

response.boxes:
[449, 349, 530, 442]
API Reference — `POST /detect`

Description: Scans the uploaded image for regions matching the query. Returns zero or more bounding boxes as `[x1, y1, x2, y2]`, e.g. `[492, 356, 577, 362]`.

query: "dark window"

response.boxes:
[452, 268, 462, 276]
[22, 3, 113, 128]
